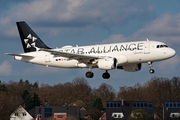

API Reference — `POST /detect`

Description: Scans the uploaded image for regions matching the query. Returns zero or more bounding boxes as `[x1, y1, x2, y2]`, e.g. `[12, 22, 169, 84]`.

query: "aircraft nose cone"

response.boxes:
[168, 48, 176, 58]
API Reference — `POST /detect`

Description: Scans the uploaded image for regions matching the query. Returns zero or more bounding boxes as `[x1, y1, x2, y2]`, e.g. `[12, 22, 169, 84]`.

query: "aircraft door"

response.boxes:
[144, 42, 150, 54]
[45, 54, 51, 62]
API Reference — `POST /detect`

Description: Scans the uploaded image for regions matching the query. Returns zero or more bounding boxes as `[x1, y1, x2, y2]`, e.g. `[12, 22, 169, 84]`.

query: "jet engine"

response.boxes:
[97, 58, 117, 70]
[117, 63, 142, 72]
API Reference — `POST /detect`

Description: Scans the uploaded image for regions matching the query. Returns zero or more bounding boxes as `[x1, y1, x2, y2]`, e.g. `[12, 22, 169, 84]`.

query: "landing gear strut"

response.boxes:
[148, 61, 155, 74]
[102, 70, 110, 79]
[85, 64, 111, 79]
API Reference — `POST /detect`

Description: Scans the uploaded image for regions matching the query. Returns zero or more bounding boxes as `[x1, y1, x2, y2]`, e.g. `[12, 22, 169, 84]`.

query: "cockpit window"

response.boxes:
[157, 45, 168, 48]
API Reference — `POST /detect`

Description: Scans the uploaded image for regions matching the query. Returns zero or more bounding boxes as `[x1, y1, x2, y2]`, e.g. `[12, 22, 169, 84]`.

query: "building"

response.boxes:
[163, 101, 180, 119]
[99, 113, 106, 120]
[34, 105, 80, 120]
[79, 107, 89, 120]
[106, 101, 154, 120]
[10, 105, 34, 120]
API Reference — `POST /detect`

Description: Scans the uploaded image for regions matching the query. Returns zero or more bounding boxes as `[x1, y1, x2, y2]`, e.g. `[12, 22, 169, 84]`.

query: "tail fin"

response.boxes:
[16, 21, 50, 53]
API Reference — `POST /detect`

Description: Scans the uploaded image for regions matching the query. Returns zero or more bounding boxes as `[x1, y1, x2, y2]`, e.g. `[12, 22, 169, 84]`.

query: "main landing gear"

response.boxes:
[86, 64, 94, 78]
[85, 70, 111, 79]
[102, 70, 110, 79]
[86, 71, 94, 78]
[85, 64, 110, 79]
[148, 61, 155, 74]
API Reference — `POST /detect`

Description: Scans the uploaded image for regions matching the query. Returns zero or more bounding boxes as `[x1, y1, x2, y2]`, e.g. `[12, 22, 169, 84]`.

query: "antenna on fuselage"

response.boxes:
[146, 38, 149, 41]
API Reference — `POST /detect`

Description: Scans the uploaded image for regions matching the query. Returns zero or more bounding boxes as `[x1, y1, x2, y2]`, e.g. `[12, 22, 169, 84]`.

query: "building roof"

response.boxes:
[10, 105, 34, 120]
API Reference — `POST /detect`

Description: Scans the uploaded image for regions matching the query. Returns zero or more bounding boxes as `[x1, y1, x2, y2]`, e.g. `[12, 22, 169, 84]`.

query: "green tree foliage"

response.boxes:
[22, 89, 31, 100]
[128, 109, 150, 120]
[32, 93, 41, 107]
[22, 90, 41, 111]
[0, 83, 7, 92]
[89, 97, 104, 120]
[22, 89, 31, 110]
[0, 79, 41, 119]
[92, 97, 103, 110]
[1, 77, 180, 119]
[33, 82, 39, 89]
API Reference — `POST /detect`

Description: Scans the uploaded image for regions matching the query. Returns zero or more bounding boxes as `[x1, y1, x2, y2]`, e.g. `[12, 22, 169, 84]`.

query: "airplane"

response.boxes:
[6, 21, 176, 79]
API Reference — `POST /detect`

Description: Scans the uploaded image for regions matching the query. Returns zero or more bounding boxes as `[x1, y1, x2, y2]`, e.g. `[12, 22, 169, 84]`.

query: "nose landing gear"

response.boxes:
[148, 61, 155, 74]
[149, 69, 155, 74]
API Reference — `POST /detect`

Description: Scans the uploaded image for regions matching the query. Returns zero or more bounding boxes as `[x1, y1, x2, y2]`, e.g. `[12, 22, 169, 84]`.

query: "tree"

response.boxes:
[22, 90, 41, 110]
[71, 78, 92, 107]
[128, 109, 150, 120]
[32, 93, 41, 107]
[22, 90, 31, 100]
[22, 90, 32, 110]
[92, 97, 103, 110]
[89, 97, 104, 120]
[71, 100, 85, 107]
[32, 82, 39, 89]
[0, 83, 7, 92]
[93, 83, 115, 108]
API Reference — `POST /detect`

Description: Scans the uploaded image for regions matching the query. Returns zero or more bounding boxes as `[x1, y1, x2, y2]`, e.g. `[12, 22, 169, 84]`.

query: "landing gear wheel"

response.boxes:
[149, 69, 155, 74]
[102, 71, 110, 79]
[148, 62, 155, 74]
[86, 71, 94, 78]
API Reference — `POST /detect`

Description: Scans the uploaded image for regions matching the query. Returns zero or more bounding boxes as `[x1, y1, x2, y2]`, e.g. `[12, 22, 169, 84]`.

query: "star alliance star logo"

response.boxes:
[24, 34, 40, 51]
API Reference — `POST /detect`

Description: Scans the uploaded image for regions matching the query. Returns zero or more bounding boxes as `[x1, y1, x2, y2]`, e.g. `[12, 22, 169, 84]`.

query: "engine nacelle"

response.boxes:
[97, 58, 117, 70]
[118, 63, 142, 72]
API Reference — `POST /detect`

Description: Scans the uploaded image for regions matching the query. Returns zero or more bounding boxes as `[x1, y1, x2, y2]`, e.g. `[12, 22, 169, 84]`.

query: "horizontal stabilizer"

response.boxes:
[5, 53, 34, 58]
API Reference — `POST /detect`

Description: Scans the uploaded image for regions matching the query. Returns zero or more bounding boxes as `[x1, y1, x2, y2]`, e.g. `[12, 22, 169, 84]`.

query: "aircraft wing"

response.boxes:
[5, 53, 34, 58]
[40, 48, 106, 62]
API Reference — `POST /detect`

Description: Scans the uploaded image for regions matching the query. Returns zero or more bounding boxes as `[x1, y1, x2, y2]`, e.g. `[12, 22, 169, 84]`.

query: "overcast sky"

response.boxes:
[0, 0, 180, 91]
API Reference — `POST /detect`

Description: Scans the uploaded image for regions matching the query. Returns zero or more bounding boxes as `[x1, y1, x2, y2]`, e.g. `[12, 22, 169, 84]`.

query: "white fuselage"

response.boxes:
[14, 41, 176, 69]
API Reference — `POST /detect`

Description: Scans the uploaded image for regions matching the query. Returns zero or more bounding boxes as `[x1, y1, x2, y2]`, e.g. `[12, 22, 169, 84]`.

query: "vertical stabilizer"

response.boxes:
[16, 21, 50, 53]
